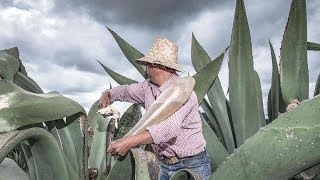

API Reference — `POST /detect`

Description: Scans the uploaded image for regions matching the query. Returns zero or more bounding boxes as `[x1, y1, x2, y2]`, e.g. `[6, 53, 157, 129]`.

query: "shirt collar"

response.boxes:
[158, 73, 179, 92]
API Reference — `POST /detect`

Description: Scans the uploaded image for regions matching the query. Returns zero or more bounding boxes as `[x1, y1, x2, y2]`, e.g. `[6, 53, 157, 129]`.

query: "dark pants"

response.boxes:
[159, 150, 212, 180]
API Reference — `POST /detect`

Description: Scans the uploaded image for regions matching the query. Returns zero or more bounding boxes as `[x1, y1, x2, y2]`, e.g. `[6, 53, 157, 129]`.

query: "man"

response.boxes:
[98, 37, 211, 180]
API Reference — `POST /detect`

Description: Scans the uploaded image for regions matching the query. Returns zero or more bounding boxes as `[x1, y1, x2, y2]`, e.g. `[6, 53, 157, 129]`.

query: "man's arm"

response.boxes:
[107, 130, 153, 156]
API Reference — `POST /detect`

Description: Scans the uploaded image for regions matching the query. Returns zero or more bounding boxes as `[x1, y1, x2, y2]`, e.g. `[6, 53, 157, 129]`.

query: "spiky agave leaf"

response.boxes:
[307, 42, 320, 51]
[280, 0, 308, 105]
[211, 95, 320, 180]
[0, 48, 20, 81]
[107, 27, 147, 79]
[0, 80, 86, 133]
[267, 40, 280, 122]
[0, 128, 72, 179]
[253, 70, 266, 127]
[314, 73, 320, 97]
[97, 60, 138, 85]
[0, 158, 29, 179]
[228, 0, 261, 146]
[191, 34, 235, 153]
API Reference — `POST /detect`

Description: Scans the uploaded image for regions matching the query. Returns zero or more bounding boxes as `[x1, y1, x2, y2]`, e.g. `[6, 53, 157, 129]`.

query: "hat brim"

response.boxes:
[136, 56, 183, 72]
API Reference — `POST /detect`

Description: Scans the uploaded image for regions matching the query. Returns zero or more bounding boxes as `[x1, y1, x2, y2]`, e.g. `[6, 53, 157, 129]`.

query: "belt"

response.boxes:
[158, 150, 206, 165]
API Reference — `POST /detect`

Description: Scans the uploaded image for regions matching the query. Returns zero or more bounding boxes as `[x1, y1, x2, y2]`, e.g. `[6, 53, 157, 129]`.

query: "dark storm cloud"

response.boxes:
[52, 0, 229, 30]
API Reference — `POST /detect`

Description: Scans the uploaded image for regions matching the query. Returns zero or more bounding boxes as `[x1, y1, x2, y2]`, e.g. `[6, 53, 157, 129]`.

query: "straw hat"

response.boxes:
[136, 37, 183, 71]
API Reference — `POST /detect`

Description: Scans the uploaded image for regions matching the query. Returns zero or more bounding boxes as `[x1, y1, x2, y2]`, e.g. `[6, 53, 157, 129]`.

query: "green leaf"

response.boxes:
[14, 72, 44, 93]
[67, 120, 83, 176]
[280, 0, 308, 104]
[97, 60, 138, 85]
[191, 34, 234, 153]
[88, 113, 110, 179]
[0, 48, 20, 81]
[107, 27, 147, 79]
[201, 114, 229, 171]
[307, 42, 320, 51]
[228, 0, 261, 146]
[107, 153, 133, 180]
[0, 80, 86, 133]
[20, 142, 37, 179]
[267, 41, 280, 122]
[0, 128, 70, 179]
[211, 95, 320, 179]
[0, 158, 30, 180]
[314, 73, 320, 97]
[253, 71, 266, 127]
[131, 148, 159, 180]
[193, 51, 225, 104]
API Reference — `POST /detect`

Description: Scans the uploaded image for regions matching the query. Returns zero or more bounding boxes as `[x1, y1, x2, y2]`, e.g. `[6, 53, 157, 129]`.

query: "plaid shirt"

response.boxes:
[109, 74, 206, 158]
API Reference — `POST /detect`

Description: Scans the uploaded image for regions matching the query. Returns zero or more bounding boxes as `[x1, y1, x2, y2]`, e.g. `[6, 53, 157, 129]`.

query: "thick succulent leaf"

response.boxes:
[88, 113, 110, 179]
[115, 103, 142, 139]
[292, 163, 320, 180]
[314, 73, 320, 97]
[191, 34, 234, 153]
[307, 42, 320, 51]
[107, 27, 147, 78]
[97, 60, 138, 85]
[200, 100, 224, 145]
[107, 153, 134, 180]
[67, 119, 83, 176]
[87, 100, 99, 129]
[211, 95, 320, 179]
[50, 123, 80, 177]
[0, 80, 86, 133]
[268, 41, 280, 122]
[14, 72, 44, 93]
[169, 169, 201, 180]
[131, 148, 159, 180]
[253, 71, 266, 127]
[228, 0, 261, 146]
[0, 48, 20, 81]
[201, 114, 229, 171]
[0, 128, 70, 179]
[20, 142, 37, 179]
[280, 0, 308, 104]
[0, 158, 30, 180]
[193, 51, 224, 104]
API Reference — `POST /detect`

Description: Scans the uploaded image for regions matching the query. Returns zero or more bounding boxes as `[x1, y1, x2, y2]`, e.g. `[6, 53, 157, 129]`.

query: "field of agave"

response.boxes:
[1, 0, 320, 179]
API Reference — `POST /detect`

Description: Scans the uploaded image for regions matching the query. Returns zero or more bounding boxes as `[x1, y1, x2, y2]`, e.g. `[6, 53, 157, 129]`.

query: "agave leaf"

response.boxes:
[267, 41, 280, 122]
[106, 153, 133, 180]
[0, 128, 70, 179]
[292, 163, 320, 180]
[169, 169, 201, 180]
[201, 114, 229, 171]
[307, 42, 320, 51]
[115, 103, 142, 140]
[88, 113, 110, 179]
[253, 71, 266, 127]
[200, 100, 224, 145]
[0, 158, 30, 180]
[107, 27, 147, 78]
[20, 142, 36, 180]
[67, 119, 83, 176]
[0, 48, 20, 81]
[193, 51, 224, 104]
[211, 95, 320, 179]
[14, 72, 44, 93]
[50, 123, 80, 177]
[97, 60, 138, 85]
[131, 148, 159, 180]
[228, 0, 261, 146]
[314, 73, 320, 97]
[280, 0, 308, 104]
[191, 34, 234, 152]
[0, 80, 86, 133]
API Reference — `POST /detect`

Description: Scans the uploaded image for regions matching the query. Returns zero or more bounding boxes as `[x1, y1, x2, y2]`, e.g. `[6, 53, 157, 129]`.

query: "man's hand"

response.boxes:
[107, 131, 154, 156]
[107, 137, 132, 156]
[98, 90, 111, 109]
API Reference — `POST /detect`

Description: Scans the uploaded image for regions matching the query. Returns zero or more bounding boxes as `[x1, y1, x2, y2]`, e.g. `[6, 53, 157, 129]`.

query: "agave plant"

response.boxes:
[92, 0, 320, 179]
[0, 47, 90, 179]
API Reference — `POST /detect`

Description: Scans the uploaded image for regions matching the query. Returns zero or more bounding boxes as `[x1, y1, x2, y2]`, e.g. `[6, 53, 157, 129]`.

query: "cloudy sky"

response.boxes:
[0, 0, 319, 114]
